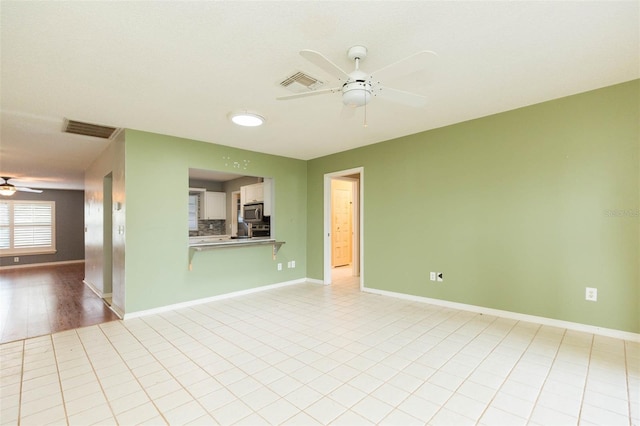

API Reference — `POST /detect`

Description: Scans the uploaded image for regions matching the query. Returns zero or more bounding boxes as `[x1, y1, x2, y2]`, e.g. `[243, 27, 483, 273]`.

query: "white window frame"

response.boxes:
[0, 200, 56, 256]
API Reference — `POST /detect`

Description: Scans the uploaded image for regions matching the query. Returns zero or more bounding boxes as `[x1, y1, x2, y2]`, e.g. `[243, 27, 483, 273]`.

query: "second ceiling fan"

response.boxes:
[0, 177, 43, 197]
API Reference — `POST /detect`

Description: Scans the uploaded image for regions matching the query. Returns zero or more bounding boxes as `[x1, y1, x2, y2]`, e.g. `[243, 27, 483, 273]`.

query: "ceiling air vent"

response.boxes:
[279, 71, 323, 93]
[64, 119, 119, 139]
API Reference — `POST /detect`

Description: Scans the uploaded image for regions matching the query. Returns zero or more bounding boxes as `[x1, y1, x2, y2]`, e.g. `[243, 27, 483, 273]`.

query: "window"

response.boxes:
[0, 200, 56, 255]
[188, 194, 199, 231]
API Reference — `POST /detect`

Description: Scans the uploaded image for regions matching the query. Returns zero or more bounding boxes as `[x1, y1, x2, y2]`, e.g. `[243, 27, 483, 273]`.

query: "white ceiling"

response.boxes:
[1, 1, 638, 190]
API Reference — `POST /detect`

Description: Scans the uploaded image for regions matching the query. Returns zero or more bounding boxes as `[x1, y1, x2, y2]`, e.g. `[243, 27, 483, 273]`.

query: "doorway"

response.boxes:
[331, 178, 354, 268]
[230, 190, 241, 236]
[103, 173, 113, 305]
[324, 167, 363, 287]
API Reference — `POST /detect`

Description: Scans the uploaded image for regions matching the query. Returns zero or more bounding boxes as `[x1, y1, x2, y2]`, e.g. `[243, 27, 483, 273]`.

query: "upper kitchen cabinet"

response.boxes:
[241, 179, 273, 216]
[241, 182, 264, 204]
[203, 192, 226, 220]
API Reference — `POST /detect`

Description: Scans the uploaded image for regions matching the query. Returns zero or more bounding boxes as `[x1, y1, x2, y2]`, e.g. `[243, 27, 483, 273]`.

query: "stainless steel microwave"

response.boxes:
[243, 203, 263, 223]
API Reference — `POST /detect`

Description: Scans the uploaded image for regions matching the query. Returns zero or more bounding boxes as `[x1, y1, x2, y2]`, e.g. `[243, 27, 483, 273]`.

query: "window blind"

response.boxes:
[0, 200, 56, 255]
[0, 202, 9, 250]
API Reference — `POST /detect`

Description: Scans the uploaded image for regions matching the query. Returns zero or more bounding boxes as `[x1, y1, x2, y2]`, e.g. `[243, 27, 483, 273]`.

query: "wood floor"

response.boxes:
[0, 262, 119, 344]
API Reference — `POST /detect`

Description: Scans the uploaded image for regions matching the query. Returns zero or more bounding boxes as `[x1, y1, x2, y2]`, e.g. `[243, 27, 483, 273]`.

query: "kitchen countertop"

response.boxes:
[189, 235, 274, 247]
[187, 236, 285, 269]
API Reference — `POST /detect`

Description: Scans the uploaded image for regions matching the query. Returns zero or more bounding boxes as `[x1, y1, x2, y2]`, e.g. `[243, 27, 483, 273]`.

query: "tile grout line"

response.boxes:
[577, 333, 595, 424]
[15, 339, 25, 426]
[524, 327, 569, 423]
[624, 340, 632, 424]
[49, 333, 71, 426]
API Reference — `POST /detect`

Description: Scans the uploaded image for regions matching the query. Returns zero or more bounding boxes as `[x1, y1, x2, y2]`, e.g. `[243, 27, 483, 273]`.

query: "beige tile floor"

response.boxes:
[1, 268, 638, 425]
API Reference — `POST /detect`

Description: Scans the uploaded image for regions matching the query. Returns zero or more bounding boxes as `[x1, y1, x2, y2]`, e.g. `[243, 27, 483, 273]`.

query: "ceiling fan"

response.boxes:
[277, 45, 437, 115]
[0, 177, 43, 196]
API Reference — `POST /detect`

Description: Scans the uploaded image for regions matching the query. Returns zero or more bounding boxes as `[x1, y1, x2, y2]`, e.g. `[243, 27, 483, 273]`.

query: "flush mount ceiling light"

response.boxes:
[229, 112, 265, 127]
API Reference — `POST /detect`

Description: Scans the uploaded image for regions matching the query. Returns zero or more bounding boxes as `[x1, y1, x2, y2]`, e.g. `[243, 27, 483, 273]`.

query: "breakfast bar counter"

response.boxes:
[188, 236, 285, 269]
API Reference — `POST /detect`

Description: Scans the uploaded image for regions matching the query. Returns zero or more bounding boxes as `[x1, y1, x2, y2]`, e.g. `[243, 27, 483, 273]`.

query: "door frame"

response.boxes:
[103, 172, 113, 298]
[323, 167, 364, 288]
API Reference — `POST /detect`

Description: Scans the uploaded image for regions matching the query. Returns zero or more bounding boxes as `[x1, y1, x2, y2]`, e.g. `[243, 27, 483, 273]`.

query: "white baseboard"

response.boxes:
[83, 281, 122, 318]
[0, 259, 84, 270]
[363, 287, 640, 343]
[306, 278, 325, 285]
[124, 278, 309, 320]
[110, 304, 125, 319]
[83, 280, 103, 298]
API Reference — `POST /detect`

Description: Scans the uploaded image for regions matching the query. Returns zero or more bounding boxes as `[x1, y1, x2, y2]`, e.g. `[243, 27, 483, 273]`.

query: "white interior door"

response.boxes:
[331, 179, 353, 267]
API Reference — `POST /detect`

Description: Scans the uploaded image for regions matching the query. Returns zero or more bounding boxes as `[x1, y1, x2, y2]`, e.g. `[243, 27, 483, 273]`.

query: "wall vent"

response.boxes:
[64, 119, 120, 139]
[279, 71, 323, 93]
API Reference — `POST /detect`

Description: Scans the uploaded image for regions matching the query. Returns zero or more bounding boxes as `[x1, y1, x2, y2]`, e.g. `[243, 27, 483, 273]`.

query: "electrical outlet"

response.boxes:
[430, 272, 436, 281]
[585, 287, 597, 302]
[437, 272, 443, 282]
[277, 263, 282, 271]
[13, 257, 19, 263]
[291, 260, 296, 268]
[287, 261, 292, 268]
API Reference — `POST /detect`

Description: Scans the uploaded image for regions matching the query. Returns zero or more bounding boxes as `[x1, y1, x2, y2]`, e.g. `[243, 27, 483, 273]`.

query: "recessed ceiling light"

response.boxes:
[229, 112, 265, 127]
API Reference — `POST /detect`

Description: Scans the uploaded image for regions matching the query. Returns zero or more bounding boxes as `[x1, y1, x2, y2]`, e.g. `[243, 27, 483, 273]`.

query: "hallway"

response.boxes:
[0, 263, 119, 344]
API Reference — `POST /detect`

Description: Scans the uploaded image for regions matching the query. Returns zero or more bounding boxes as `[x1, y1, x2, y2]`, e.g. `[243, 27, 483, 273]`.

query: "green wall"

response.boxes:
[123, 130, 307, 313]
[307, 80, 639, 333]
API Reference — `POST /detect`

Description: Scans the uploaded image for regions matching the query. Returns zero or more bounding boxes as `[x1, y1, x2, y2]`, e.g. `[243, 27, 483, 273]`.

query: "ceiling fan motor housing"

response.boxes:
[347, 45, 368, 60]
[342, 68, 372, 107]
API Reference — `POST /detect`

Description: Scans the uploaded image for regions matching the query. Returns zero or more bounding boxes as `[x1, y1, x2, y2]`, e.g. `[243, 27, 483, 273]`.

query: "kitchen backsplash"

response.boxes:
[190, 220, 226, 236]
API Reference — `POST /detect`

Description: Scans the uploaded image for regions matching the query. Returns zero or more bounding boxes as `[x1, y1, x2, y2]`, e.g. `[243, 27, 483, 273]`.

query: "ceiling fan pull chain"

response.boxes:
[363, 91, 368, 128]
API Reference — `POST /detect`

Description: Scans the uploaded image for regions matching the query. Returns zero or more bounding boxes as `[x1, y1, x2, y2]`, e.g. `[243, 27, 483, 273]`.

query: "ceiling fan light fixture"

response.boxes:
[0, 183, 16, 196]
[229, 112, 265, 127]
[342, 81, 371, 107]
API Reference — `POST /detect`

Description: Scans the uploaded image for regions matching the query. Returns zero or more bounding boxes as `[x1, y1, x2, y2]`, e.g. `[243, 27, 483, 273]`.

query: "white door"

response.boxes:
[331, 179, 352, 267]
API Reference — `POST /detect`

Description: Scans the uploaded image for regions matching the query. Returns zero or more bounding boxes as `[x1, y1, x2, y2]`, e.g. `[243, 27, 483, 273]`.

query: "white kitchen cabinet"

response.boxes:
[240, 180, 273, 216]
[241, 183, 264, 204]
[203, 191, 226, 220]
[263, 178, 273, 216]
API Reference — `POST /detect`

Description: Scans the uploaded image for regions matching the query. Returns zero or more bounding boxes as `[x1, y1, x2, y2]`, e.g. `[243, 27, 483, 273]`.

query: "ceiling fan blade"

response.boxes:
[369, 50, 437, 83]
[375, 86, 428, 107]
[277, 87, 341, 101]
[16, 187, 43, 193]
[300, 50, 350, 81]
